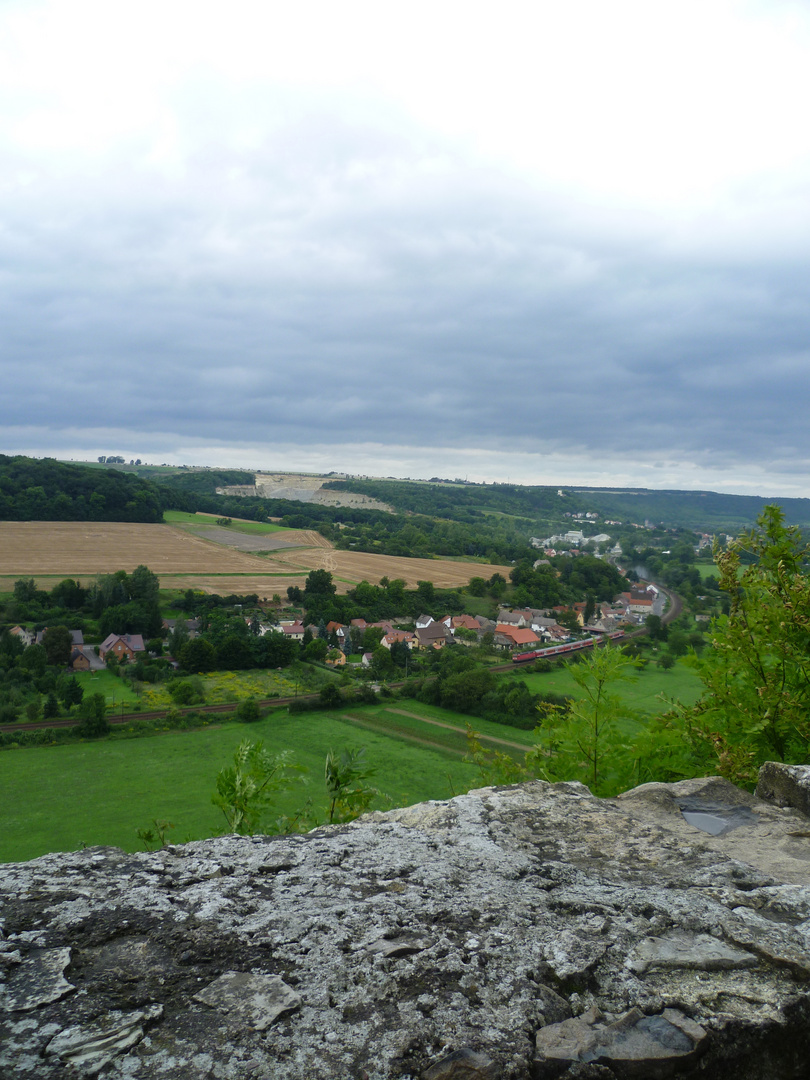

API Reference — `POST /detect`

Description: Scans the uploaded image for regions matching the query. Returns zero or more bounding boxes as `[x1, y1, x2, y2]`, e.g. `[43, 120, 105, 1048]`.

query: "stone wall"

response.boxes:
[3, 769, 810, 1078]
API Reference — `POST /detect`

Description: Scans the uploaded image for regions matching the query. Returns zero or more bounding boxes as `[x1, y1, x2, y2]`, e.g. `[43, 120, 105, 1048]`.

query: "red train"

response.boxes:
[511, 630, 625, 664]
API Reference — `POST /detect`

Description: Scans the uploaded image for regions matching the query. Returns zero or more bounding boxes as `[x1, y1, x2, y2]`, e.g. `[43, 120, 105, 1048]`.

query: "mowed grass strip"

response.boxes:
[163, 511, 287, 535]
[338, 710, 472, 757]
[332, 700, 533, 761]
[0, 709, 481, 863]
[384, 700, 538, 748]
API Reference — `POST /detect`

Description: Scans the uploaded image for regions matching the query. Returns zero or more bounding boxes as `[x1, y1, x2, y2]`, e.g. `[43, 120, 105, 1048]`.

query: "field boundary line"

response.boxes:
[337, 713, 467, 758]
[388, 708, 530, 751]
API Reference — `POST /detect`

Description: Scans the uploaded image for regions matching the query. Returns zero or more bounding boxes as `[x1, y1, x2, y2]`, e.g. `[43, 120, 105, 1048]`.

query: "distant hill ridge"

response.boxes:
[3, 456, 809, 534]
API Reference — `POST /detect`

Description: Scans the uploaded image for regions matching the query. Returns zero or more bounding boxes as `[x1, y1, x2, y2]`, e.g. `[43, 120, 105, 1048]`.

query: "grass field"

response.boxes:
[75, 669, 141, 706]
[163, 511, 287, 534]
[0, 659, 707, 863]
[694, 563, 721, 581]
[0, 707, 487, 863]
[135, 666, 329, 710]
[514, 656, 704, 717]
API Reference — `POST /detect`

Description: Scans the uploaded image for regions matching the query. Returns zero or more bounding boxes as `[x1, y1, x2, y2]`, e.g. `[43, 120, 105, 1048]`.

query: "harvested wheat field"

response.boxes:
[260, 545, 513, 590]
[0, 523, 281, 577]
[0, 522, 509, 594]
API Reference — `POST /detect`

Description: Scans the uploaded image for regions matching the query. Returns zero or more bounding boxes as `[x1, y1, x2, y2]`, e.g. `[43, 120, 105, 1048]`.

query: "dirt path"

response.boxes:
[388, 708, 531, 752]
[339, 714, 467, 758]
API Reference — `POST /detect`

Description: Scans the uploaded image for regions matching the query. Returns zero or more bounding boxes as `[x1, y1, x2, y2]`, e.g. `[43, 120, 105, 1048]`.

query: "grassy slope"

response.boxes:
[515, 657, 704, 717]
[0, 708, 483, 863]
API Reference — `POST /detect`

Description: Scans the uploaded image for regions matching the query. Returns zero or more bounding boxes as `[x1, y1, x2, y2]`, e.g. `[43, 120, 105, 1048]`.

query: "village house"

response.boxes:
[494, 624, 541, 650]
[69, 648, 92, 672]
[382, 630, 416, 650]
[438, 614, 480, 632]
[99, 633, 145, 662]
[415, 622, 450, 650]
[497, 609, 535, 629]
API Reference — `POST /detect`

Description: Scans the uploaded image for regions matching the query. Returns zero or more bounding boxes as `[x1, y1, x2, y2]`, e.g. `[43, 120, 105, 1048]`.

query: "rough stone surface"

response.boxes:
[756, 762, 810, 819]
[3, 772, 810, 1079]
[45, 1004, 163, 1075]
[194, 971, 301, 1030]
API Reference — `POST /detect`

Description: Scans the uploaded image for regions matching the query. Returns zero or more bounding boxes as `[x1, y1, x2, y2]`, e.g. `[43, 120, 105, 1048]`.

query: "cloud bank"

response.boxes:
[3, 0, 810, 496]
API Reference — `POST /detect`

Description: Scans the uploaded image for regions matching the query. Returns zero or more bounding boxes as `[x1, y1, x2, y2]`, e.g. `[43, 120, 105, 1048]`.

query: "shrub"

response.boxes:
[236, 697, 261, 723]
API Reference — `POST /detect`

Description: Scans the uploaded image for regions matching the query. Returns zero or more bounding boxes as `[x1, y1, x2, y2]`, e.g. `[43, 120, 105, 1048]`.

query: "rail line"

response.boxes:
[0, 585, 682, 735]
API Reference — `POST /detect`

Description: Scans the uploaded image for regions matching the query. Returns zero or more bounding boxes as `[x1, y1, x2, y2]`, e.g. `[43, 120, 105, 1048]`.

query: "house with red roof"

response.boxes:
[99, 633, 145, 662]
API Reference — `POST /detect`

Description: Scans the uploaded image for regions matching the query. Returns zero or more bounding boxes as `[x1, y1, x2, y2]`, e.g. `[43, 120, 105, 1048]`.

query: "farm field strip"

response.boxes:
[0, 521, 508, 592]
[338, 712, 469, 757]
[180, 528, 302, 552]
[261, 545, 514, 589]
[0, 523, 281, 576]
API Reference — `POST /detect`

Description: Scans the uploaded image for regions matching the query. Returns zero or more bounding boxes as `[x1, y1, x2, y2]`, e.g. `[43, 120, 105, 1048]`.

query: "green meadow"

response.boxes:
[75, 669, 141, 707]
[515, 656, 704, 718]
[0, 706, 485, 863]
[163, 510, 287, 535]
[0, 660, 707, 864]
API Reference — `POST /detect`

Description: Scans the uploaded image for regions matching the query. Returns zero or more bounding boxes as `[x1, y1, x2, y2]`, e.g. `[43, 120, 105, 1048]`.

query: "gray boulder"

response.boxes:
[2, 767, 810, 1078]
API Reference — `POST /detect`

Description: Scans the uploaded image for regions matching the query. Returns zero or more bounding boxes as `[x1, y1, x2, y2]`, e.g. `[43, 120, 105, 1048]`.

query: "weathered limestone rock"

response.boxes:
[756, 762, 810, 818]
[0, 946, 73, 1012]
[534, 1005, 707, 1078]
[194, 971, 301, 1029]
[3, 772, 810, 1079]
[45, 1003, 163, 1075]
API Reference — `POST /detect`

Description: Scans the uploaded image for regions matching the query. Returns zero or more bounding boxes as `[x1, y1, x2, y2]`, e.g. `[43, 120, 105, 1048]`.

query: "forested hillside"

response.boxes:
[7, 454, 810, 547]
[0, 456, 162, 522]
[325, 478, 810, 533]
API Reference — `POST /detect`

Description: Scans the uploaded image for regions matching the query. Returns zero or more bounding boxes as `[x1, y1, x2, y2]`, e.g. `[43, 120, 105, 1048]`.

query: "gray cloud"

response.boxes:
[3, 2, 810, 496]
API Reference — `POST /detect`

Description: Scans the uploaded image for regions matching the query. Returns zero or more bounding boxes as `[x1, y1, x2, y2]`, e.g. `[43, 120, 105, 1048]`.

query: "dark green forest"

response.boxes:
[0, 456, 162, 522]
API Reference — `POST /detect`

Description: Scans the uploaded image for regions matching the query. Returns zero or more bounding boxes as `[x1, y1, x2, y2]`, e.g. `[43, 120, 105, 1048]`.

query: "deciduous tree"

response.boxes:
[530, 644, 639, 795]
[42, 625, 72, 667]
[674, 505, 810, 784]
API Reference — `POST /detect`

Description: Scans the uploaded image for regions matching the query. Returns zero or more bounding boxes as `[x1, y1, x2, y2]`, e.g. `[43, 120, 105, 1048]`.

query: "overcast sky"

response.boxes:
[3, 0, 810, 496]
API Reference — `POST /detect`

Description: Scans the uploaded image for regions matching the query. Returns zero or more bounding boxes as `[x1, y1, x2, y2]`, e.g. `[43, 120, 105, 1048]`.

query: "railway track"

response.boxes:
[0, 694, 312, 734]
[1, 587, 683, 736]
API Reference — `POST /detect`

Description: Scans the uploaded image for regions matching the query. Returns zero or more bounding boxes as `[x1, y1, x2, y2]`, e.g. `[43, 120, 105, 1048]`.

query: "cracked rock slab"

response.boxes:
[194, 971, 301, 1030]
[534, 1006, 707, 1078]
[3, 774, 810, 1079]
[626, 931, 757, 975]
[46, 1004, 163, 1075]
[0, 947, 73, 1012]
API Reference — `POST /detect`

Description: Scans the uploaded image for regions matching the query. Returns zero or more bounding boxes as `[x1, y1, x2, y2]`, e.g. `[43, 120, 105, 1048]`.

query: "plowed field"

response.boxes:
[0, 522, 511, 595]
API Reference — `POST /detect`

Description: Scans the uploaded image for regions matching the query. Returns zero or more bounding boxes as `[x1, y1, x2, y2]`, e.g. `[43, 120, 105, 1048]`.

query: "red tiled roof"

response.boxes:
[495, 625, 540, 646]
